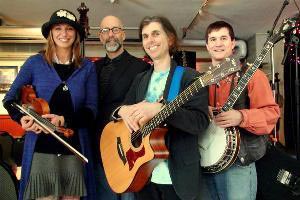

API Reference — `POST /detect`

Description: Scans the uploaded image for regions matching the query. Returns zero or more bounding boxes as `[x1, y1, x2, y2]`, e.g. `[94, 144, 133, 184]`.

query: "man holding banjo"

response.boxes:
[201, 21, 280, 200]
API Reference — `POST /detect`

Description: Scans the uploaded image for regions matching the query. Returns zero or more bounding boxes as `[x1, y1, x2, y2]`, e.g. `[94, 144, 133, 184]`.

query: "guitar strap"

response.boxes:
[167, 66, 185, 102]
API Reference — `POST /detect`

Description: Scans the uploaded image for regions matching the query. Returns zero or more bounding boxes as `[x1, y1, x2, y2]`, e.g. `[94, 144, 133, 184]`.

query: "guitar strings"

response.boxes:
[129, 78, 203, 142]
[129, 57, 237, 143]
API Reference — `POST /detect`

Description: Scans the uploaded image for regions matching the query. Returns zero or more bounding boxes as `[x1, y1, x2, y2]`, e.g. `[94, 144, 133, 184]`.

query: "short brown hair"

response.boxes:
[205, 21, 235, 43]
[139, 16, 178, 56]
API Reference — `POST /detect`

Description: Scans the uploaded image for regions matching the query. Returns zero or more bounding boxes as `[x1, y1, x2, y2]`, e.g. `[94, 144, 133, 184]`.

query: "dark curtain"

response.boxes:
[283, 17, 300, 157]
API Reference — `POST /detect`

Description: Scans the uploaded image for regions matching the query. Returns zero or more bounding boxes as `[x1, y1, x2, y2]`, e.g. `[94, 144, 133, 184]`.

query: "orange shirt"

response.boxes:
[209, 69, 280, 135]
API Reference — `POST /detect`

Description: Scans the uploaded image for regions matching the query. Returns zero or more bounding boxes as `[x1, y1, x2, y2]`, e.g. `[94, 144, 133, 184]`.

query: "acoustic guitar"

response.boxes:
[100, 56, 240, 193]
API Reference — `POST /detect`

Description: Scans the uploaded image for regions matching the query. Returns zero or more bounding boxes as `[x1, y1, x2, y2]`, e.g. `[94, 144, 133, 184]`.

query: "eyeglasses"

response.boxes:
[99, 27, 123, 35]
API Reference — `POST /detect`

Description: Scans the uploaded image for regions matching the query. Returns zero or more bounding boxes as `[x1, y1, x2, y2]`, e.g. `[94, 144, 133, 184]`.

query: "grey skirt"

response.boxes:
[24, 153, 87, 199]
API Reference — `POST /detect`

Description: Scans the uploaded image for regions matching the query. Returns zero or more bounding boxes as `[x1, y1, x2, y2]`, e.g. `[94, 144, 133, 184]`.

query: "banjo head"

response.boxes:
[198, 122, 240, 173]
[199, 122, 227, 167]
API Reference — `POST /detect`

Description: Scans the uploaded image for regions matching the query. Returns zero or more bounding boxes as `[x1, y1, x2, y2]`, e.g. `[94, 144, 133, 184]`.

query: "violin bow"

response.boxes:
[12, 103, 88, 163]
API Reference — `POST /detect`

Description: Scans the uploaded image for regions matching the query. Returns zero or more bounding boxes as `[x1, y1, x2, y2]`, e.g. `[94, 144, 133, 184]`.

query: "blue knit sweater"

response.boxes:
[3, 53, 98, 200]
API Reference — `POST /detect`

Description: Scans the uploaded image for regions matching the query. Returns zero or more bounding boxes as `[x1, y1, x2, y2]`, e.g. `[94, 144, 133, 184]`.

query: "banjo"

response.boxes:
[198, 18, 296, 173]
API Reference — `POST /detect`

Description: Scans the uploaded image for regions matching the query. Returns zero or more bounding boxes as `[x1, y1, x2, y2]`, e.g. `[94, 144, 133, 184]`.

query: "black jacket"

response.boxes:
[95, 50, 150, 132]
[123, 61, 209, 200]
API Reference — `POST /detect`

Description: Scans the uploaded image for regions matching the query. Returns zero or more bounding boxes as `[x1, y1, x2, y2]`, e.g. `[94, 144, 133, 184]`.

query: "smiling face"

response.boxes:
[206, 27, 236, 65]
[141, 22, 172, 62]
[51, 23, 76, 50]
[99, 16, 125, 54]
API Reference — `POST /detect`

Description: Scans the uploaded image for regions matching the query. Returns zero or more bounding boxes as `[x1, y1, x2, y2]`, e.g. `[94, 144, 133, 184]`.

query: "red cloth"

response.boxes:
[0, 115, 24, 138]
[209, 69, 280, 135]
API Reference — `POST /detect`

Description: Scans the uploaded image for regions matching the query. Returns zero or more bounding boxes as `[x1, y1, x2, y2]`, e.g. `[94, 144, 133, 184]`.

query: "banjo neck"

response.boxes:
[221, 41, 273, 112]
[221, 18, 297, 112]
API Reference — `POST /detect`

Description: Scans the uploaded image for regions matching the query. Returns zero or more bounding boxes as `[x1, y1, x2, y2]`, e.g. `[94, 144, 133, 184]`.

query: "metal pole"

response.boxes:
[270, 47, 277, 145]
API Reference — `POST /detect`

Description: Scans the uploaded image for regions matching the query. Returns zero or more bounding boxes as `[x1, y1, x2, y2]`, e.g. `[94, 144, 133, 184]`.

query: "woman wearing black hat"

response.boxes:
[3, 9, 97, 200]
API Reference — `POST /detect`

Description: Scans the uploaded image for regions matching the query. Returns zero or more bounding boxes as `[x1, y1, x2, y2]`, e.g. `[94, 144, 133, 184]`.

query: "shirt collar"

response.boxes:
[104, 50, 128, 65]
[53, 53, 74, 64]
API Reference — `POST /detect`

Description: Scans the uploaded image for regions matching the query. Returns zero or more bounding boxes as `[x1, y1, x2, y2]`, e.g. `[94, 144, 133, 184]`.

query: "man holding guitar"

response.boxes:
[108, 16, 210, 200]
[94, 15, 149, 200]
[202, 21, 280, 200]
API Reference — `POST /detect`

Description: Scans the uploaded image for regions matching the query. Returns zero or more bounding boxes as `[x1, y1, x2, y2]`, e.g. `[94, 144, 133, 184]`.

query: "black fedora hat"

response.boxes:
[41, 9, 85, 41]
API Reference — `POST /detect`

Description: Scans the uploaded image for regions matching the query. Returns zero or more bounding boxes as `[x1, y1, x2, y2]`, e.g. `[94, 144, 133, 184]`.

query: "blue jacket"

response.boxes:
[3, 53, 98, 200]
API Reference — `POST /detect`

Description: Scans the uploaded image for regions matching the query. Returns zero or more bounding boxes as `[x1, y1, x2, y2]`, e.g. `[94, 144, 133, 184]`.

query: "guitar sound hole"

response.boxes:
[131, 131, 143, 148]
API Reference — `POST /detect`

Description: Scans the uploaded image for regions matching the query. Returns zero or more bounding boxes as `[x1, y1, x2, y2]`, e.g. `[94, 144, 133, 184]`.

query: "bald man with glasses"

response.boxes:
[93, 15, 150, 200]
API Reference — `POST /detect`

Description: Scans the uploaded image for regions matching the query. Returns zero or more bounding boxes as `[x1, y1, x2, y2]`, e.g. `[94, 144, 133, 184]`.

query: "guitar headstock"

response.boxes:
[201, 55, 241, 86]
[270, 18, 297, 44]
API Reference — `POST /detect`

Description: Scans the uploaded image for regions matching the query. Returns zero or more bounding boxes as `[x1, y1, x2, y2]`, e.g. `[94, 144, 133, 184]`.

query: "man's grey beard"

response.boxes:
[104, 41, 122, 52]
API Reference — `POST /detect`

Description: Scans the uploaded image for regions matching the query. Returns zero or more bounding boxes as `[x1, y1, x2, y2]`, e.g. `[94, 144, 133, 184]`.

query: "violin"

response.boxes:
[21, 85, 73, 138]
[11, 85, 88, 163]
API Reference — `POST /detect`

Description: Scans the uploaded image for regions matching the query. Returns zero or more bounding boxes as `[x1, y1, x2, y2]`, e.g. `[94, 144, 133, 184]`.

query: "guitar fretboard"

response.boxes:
[138, 58, 239, 138]
[128, 56, 240, 142]
[141, 76, 205, 137]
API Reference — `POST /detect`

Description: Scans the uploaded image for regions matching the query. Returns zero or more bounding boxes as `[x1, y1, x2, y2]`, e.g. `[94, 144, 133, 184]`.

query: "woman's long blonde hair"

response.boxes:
[43, 30, 82, 67]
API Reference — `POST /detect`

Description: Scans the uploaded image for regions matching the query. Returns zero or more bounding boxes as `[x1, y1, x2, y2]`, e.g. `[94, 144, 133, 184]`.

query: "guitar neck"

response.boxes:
[138, 56, 241, 137]
[142, 77, 205, 136]
[222, 41, 274, 112]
